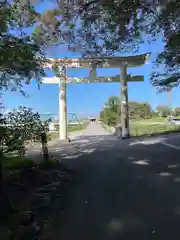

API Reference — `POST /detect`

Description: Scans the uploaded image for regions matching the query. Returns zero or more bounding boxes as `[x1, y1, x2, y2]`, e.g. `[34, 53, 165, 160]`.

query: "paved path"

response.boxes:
[69, 122, 110, 139]
[25, 123, 180, 239]
[82, 122, 110, 136]
[25, 122, 112, 159]
[27, 123, 180, 240]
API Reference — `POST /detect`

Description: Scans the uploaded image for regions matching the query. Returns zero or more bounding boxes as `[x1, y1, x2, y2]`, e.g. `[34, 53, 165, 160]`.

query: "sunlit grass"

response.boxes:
[130, 123, 180, 137]
[50, 122, 89, 140]
[133, 117, 166, 123]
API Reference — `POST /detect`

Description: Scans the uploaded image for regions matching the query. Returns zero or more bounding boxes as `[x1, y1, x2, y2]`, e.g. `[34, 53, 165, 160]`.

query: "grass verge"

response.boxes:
[3, 155, 60, 176]
[68, 123, 86, 132]
[101, 120, 180, 137]
[130, 123, 180, 137]
[138, 117, 165, 122]
[50, 121, 89, 140]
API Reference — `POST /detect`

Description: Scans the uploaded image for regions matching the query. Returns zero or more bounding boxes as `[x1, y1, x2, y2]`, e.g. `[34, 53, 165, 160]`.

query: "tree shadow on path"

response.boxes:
[41, 134, 180, 240]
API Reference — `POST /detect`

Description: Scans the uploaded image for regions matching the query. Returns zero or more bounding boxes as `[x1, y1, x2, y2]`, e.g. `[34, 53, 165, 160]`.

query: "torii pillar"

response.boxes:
[59, 78, 67, 140]
[42, 75, 68, 141]
[120, 63, 129, 138]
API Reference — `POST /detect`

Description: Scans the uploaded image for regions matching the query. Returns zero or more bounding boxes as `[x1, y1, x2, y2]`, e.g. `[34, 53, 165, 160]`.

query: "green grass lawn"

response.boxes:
[3, 155, 59, 176]
[50, 122, 89, 140]
[134, 116, 180, 123]
[130, 123, 180, 137]
[134, 117, 166, 123]
[68, 123, 86, 132]
[3, 156, 36, 171]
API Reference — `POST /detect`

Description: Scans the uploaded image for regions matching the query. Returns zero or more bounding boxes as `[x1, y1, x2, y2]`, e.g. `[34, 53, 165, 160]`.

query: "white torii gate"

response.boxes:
[43, 53, 150, 140]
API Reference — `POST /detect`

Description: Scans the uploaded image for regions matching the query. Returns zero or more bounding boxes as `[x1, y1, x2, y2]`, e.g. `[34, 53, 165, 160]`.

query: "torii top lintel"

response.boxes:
[42, 75, 144, 84]
[44, 53, 151, 68]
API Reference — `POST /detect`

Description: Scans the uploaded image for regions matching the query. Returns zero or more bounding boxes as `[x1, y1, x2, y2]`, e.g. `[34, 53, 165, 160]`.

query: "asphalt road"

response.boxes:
[32, 123, 180, 240]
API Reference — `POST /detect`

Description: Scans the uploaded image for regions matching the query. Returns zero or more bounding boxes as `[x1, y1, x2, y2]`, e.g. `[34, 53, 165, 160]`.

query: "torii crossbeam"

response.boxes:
[42, 53, 150, 140]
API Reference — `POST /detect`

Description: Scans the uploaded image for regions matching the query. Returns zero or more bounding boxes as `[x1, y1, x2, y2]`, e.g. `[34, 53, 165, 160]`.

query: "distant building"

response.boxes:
[88, 116, 96, 122]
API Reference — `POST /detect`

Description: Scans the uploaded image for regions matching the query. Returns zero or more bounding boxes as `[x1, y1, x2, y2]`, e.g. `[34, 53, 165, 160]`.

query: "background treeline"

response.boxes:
[100, 96, 178, 126]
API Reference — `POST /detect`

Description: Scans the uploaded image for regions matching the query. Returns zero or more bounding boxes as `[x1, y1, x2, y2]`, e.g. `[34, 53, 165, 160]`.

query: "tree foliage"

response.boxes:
[174, 107, 180, 116]
[1, 0, 179, 90]
[100, 96, 152, 126]
[156, 105, 171, 117]
[100, 107, 118, 126]
[148, 0, 180, 89]
[100, 96, 120, 126]
[129, 102, 152, 120]
[31, 0, 180, 89]
[33, 0, 155, 56]
[104, 96, 120, 112]
[0, 1, 45, 91]
[0, 105, 51, 219]
[1, 106, 51, 155]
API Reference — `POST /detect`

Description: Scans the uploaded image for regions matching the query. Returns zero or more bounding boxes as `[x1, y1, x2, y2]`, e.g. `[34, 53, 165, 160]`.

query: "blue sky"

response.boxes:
[2, 41, 180, 118]
[2, 1, 180, 118]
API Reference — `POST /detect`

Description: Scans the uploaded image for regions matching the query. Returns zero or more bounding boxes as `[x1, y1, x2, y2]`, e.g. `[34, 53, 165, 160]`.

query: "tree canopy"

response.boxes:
[100, 96, 120, 126]
[129, 102, 152, 120]
[174, 107, 180, 116]
[156, 105, 171, 117]
[150, 1, 180, 90]
[1, 0, 179, 91]
[31, 0, 180, 90]
[33, 0, 156, 55]
[1, 106, 50, 155]
[0, 1, 45, 92]
[100, 96, 152, 126]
